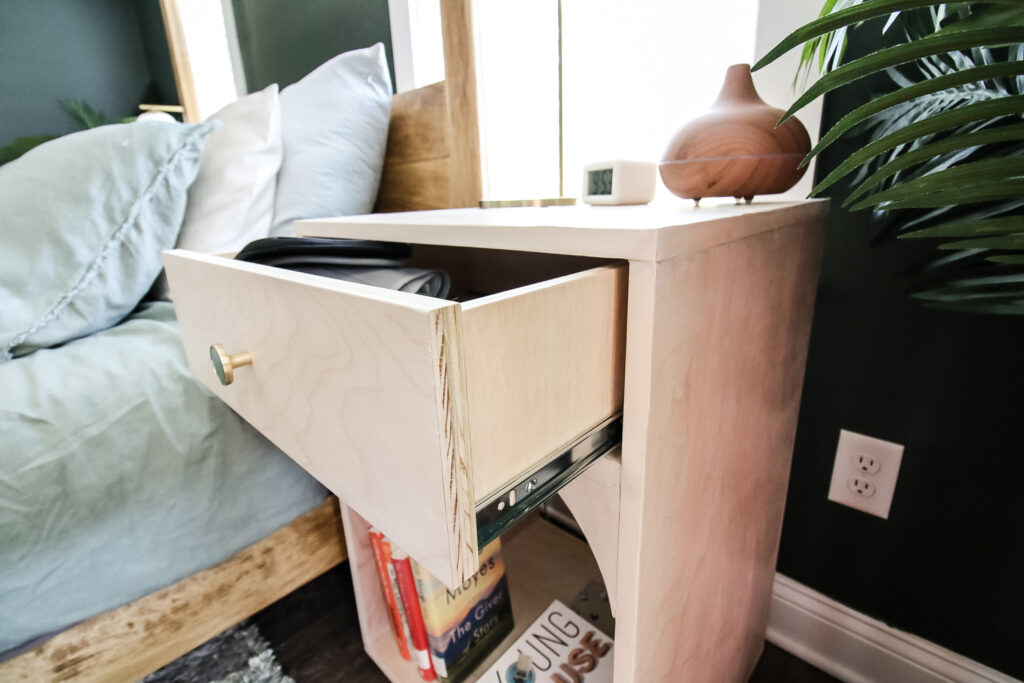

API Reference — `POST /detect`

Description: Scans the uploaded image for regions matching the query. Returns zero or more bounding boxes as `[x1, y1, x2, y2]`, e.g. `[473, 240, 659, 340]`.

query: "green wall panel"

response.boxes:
[231, 0, 395, 93]
[0, 0, 160, 142]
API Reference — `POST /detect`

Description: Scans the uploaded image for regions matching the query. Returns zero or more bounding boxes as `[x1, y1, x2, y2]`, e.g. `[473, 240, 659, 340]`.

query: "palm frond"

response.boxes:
[805, 61, 1024, 164]
[780, 26, 1024, 123]
[812, 95, 1024, 195]
[846, 125, 1024, 204]
[759, 1, 1024, 315]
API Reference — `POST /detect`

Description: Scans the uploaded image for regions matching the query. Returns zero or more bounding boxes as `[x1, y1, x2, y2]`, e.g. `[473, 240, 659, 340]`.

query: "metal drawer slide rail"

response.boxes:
[475, 413, 622, 549]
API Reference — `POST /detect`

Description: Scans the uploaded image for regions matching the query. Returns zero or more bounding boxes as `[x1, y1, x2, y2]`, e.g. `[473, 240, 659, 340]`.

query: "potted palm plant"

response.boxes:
[755, 0, 1024, 314]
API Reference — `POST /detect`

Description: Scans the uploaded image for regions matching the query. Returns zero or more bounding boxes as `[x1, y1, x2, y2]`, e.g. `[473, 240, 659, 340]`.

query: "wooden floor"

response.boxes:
[248, 563, 838, 683]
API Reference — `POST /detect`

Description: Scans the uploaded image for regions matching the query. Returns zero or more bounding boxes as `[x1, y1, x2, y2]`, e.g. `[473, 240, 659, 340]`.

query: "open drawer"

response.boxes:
[163, 246, 626, 586]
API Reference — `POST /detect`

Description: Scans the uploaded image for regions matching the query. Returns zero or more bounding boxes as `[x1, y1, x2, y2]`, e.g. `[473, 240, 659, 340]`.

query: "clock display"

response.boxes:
[588, 168, 614, 196]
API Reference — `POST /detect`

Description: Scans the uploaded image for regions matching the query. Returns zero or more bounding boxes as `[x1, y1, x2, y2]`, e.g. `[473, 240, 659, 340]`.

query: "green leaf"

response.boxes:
[921, 299, 1024, 314]
[931, 4, 1024, 35]
[849, 157, 1024, 209]
[752, 0, 979, 71]
[987, 255, 1024, 264]
[904, 198, 1024, 231]
[0, 135, 55, 164]
[780, 27, 1024, 123]
[812, 95, 1024, 195]
[806, 61, 1024, 165]
[900, 216, 1024, 239]
[939, 234, 1024, 250]
[845, 123, 1024, 205]
[59, 99, 114, 129]
[868, 178, 1024, 209]
[918, 270, 1024, 290]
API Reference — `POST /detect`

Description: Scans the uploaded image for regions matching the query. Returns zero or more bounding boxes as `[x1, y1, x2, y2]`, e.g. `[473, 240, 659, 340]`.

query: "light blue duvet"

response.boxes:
[0, 302, 326, 654]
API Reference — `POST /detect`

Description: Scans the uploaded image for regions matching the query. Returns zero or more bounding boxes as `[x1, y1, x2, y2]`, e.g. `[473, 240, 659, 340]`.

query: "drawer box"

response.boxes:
[163, 247, 626, 586]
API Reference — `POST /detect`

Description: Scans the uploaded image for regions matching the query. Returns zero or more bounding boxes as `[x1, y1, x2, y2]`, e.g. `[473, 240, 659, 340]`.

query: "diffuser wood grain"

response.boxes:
[660, 64, 811, 201]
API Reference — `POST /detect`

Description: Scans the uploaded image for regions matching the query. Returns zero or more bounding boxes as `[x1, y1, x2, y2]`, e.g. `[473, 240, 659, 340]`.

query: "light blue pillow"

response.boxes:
[0, 120, 216, 361]
[271, 43, 393, 236]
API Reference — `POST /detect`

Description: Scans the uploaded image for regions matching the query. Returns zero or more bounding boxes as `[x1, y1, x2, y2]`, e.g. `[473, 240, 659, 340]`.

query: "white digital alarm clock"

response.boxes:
[582, 160, 658, 205]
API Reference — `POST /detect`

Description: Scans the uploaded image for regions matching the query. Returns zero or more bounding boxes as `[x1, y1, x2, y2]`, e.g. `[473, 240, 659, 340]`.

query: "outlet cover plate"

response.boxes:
[828, 430, 904, 518]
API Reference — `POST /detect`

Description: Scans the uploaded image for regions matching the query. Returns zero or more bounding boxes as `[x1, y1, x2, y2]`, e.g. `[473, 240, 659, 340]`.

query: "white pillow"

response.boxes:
[176, 84, 283, 253]
[271, 43, 392, 236]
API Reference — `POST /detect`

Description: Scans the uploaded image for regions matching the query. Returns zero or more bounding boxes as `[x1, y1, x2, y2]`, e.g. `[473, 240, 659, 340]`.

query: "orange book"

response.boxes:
[368, 528, 412, 661]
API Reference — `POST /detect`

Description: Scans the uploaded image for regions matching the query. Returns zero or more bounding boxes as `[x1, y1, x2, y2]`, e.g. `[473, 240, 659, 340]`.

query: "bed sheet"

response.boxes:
[0, 301, 327, 654]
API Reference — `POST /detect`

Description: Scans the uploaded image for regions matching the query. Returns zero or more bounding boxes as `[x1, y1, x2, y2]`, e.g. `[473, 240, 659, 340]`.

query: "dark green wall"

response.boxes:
[231, 0, 395, 93]
[0, 0, 173, 142]
[136, 0, 179, 108]
[776, 22, 1024, 679]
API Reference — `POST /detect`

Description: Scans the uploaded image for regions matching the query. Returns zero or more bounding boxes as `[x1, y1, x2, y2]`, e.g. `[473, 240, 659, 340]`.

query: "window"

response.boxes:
[391, 0, 823, 202]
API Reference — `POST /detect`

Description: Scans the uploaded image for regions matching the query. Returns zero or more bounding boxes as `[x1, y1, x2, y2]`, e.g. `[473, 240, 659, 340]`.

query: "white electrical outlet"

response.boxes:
[828, 430, 904, 518]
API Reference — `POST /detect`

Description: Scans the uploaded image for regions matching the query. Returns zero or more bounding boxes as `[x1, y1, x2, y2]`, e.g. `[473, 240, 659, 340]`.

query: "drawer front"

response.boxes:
[163, 251, 476, 585]
[163, 250, 626, 586]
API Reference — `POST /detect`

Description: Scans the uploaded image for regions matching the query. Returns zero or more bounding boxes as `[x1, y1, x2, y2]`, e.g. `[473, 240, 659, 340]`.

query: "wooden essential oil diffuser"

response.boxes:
[660, 64, 811, 204]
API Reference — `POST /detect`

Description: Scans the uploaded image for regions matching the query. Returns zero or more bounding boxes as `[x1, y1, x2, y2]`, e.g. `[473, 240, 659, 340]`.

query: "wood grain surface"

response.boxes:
[660, 64, 811, 200]
[559, 450, 622, 613]
[440, 0, 482, 207]
[461, 264, 627, 498]
[0, 497, 345, 683]
[164, 252, 624, 585]
[374, 83, 452, 213]
[614, 216, 825, 681]
[157, 0, 200, 122]
[300, 200, 829, 263]
[163, 251, 478, 586]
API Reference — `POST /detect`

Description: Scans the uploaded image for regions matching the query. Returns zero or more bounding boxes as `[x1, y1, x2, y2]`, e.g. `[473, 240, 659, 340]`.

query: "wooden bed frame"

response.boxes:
[0, 2, 480, 680]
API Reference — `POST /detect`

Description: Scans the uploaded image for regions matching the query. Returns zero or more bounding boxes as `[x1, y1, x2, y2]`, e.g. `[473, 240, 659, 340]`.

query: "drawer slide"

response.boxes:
[475, 413, 622, 549]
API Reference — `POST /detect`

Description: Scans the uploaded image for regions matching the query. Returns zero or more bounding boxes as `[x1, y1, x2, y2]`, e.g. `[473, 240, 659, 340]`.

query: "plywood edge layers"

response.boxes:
[426, 305, 479, 584]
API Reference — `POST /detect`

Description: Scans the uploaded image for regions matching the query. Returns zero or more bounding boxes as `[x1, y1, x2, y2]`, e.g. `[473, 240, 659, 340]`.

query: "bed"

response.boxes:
[0, 1, 480, 680]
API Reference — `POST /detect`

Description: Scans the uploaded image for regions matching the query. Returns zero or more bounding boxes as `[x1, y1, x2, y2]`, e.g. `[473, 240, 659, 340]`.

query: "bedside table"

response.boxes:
[164, 201, 827, 682]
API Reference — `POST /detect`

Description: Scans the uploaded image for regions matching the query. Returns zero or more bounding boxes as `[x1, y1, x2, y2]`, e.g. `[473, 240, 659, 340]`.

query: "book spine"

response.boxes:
[368, 529, 411, 661]
[392, 549, 437, 681]
[381, 538, 416, 661]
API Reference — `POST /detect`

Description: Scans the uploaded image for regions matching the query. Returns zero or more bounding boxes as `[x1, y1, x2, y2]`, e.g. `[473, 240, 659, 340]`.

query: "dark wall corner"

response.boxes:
[776, 19, 1024, 680]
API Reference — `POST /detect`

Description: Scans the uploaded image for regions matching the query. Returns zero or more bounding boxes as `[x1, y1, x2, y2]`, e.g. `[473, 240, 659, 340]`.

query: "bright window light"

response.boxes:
[561, 0, 758, 200]
[391, 0, 821, 201]
[472, 1, 759, 200]
[176, 0, 240, 119]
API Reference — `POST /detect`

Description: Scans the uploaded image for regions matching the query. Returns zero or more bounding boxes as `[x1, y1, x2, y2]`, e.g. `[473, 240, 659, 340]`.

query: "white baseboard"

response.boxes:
[766, 574, 1019, 683]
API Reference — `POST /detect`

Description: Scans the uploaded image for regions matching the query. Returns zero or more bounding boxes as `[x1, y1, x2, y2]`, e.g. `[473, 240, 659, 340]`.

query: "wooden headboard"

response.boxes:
[374, 0, 482, 212]
[161, 0, 482, 214]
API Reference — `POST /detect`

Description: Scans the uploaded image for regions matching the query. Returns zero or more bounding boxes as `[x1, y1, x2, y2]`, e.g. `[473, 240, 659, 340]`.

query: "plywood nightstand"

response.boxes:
[165, 200, 827, 681]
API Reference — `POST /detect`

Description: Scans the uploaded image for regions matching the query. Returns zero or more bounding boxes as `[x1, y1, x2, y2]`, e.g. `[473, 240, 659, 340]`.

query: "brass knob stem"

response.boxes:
[210, 344, 253, 386]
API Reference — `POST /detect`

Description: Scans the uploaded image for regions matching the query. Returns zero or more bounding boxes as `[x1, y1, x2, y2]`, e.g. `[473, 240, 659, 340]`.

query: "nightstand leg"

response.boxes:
[614, 221, 824, 681]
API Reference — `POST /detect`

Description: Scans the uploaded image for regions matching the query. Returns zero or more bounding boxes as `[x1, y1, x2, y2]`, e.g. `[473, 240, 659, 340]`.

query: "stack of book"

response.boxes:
[368, 530, 514, 681]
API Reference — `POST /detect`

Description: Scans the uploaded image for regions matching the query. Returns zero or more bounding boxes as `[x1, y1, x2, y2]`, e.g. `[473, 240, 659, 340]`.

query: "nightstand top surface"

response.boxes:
[299, 200, 827, 262]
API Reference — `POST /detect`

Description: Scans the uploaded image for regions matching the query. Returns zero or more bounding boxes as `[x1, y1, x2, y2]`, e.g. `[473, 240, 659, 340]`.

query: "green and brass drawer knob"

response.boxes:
[209, 344, 253, 386]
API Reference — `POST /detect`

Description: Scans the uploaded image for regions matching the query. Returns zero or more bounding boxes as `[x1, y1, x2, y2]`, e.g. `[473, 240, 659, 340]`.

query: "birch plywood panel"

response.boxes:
[460, 265, 627, 498]
[163, 251, 478, 586]
[615, 219, 824, 682]
[559, 450, 622, 612]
